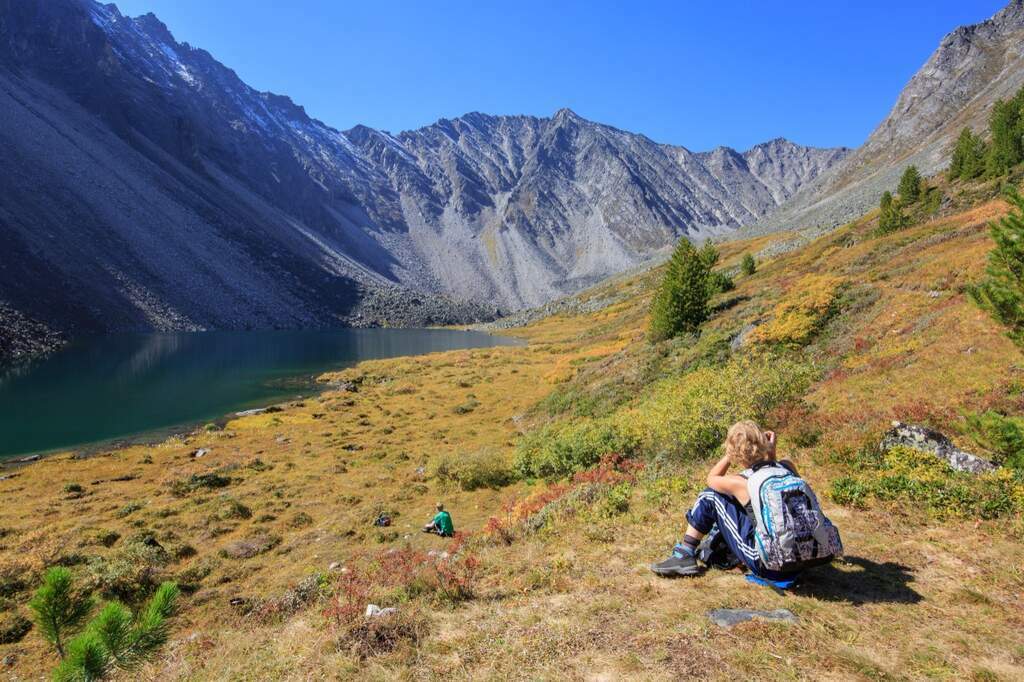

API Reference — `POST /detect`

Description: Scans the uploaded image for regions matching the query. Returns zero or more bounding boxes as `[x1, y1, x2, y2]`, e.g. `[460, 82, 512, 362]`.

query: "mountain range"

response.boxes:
[1, 0, 1022, 362]
[0, 0, 847, 360]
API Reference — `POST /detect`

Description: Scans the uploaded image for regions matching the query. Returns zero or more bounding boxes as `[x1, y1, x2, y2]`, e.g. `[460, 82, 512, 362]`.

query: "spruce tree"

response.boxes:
[741, 253, 756, 275]
[949, 128, 986, 180]
[648, 239, 711, 342]
[969, 187, 1024, 346]
[985, 92, 1024, 177]
[31, 568, 179, 681]
[29, 568, 94, 659]
[697, 241, 733, 295]
[878, 191, 906, 234]
[898, 166, 922, 203]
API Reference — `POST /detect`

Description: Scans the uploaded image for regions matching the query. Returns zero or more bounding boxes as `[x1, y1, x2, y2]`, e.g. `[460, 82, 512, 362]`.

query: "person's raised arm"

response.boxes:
[706, 452, 746, 498]
[706, 452, 731, 486]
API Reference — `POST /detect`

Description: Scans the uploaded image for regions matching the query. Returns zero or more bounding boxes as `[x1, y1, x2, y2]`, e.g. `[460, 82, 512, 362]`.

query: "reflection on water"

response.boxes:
[0, 328, 518, 459]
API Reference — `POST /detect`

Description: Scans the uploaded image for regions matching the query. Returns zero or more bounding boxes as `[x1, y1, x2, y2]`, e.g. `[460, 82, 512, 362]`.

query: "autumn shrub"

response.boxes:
[87, 534, 172, 602]
[620, 353, 814, 460]
[169, 471, 232, 497]
[434, 448, 518, 490]
[514, 419, 641, 480]
[830, 445, 1024, 518]
[324, 544, 479, 657]
[751, 274, 845, 346]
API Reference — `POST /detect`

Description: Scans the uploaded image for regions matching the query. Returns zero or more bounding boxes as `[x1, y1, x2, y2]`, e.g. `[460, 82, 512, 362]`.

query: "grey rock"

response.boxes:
[365, 604, 398, 618]
[730, 322, 761, 351]
[708, 608, 798, 628]
[219, 535, 280, 560]
[191, 448, 209, 459]
[881, 421, 996, 474]
[235, 409, 267, 417]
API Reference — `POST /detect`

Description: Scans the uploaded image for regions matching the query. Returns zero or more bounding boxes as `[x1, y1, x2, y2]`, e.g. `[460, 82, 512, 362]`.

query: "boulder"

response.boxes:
[365, 604, 397, 618]
[881, 421, 996, 474]
[220, 535, 280, 560]
[708, 608, 798, 628]
[235, 408, 267, 417]
[730, 322, 761, 351]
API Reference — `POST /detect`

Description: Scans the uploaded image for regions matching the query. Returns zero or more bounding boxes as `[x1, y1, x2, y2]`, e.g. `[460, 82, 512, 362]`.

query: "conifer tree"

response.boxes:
[969, 187, 1024, 346]
[648, 239, 711, 342]
[697, 241, 734, 295]
[29, 568, 94, 659]
[949, 127, 987, 180]
[31, 568, 179, 681]
[897, 165, 922, 203]
[878, 191, 906, 234]
[741, 253, 756, 275]
[985, 92, 1024, 176]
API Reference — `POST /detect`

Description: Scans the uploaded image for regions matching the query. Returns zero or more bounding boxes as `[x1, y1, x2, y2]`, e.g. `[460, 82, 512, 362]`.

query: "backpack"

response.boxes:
[742, 463, 843, 572]
[696, 525, 741, 571]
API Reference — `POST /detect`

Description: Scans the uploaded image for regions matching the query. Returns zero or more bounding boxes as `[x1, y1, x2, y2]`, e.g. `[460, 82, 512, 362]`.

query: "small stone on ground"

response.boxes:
[708, 608, 798, 628]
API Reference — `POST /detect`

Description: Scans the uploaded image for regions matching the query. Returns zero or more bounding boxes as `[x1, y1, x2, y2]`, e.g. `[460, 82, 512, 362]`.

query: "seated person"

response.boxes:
[422, 502, 454, 537]
[650, 420, 801, 583]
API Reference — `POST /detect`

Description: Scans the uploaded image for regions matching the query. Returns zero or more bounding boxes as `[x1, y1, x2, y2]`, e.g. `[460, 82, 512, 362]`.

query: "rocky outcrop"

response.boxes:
[0, 302, 64, 365]
[880, 421, 996, 474]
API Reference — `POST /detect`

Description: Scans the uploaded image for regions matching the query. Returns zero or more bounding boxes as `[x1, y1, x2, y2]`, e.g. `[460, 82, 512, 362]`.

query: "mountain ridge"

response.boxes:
[0, 0, 850, 361]
[752, 0, 1024, 235]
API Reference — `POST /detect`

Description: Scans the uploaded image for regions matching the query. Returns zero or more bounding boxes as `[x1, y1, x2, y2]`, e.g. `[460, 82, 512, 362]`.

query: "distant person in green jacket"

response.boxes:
[422, 503, 454, 537]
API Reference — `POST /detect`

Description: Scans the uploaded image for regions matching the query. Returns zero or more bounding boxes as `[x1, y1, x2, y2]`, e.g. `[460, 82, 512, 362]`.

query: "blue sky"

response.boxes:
[112, 0, 1006, 151]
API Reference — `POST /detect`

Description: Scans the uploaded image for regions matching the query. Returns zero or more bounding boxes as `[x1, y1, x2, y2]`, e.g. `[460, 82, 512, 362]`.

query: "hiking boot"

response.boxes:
[650, 548, 702, 577]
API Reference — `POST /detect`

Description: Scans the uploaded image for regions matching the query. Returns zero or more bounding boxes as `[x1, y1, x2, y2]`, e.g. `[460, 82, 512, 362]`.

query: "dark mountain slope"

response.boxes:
[0, 0, 848, 360]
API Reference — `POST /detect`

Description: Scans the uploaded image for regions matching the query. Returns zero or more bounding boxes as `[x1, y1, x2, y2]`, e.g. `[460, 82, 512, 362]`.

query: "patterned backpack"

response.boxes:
[742, 463, 843, 572]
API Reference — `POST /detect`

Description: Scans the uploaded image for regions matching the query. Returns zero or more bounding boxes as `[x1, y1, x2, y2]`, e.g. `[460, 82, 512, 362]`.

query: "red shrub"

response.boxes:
[572, 452, 644, 485]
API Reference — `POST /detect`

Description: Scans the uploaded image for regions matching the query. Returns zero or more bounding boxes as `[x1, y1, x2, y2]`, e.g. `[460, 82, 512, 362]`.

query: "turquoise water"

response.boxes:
[0, 329, 517, 459]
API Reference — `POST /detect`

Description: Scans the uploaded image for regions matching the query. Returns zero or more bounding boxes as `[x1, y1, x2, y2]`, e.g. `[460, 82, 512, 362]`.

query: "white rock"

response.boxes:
[365, 604, 397, 618]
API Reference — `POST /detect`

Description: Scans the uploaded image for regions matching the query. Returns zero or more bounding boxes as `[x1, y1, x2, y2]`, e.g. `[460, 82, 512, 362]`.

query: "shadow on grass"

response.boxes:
[794, 556, 922, 605]
[711, 295, 750, 315]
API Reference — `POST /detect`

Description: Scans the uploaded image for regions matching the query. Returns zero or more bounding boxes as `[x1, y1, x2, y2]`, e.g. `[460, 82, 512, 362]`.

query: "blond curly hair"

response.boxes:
[725, 420, 772, 469]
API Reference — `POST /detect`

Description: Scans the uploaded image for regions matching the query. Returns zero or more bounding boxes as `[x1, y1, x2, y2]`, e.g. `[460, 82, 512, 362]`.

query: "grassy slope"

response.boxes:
[1, 196, 1023, 680]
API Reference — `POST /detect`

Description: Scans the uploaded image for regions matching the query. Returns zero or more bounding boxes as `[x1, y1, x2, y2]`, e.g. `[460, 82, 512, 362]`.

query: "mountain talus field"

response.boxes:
[1, 181, 1022, 680]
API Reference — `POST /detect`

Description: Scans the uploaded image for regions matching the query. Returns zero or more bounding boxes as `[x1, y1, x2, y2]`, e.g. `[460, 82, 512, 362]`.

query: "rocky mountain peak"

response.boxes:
[132, 11, 175, 44]
[552, 107, 581, 122]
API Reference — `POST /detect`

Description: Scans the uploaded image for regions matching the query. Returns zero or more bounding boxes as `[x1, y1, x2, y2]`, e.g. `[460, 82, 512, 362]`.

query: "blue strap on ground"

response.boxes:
[745, 573, 797, 590]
